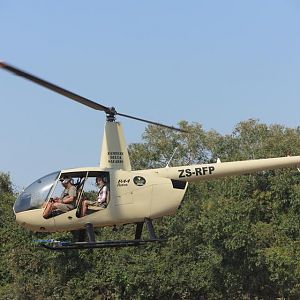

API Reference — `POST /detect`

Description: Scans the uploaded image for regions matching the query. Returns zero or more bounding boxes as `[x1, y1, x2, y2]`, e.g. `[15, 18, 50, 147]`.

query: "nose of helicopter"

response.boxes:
[15, 209, 56, 232]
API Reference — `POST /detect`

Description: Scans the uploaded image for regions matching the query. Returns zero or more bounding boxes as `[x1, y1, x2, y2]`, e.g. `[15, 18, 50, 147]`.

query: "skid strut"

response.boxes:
[39, 219, 166, 250]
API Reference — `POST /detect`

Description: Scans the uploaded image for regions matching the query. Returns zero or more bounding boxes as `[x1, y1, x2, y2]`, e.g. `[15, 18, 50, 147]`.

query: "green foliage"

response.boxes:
[128, 121, 208, 170]
[0, 172, 13, 195]
[2, 119, 300, 299]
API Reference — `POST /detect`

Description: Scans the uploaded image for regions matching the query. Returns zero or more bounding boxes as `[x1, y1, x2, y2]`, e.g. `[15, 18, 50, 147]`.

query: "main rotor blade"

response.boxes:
[1, 61, 187, 133]
[0, 61, 110, 112]
[117, 112, 186, 132]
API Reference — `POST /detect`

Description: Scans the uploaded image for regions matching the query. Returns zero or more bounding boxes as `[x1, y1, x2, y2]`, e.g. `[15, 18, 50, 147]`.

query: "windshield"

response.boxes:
[14, 171, 60, 213]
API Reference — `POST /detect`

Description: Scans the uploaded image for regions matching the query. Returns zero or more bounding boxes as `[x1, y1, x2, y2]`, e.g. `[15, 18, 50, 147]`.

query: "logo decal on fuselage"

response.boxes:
[133, 176, 146, 186]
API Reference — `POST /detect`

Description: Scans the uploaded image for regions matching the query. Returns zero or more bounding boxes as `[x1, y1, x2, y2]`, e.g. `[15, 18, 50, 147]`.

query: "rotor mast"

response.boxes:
[100, 111, 132, 170]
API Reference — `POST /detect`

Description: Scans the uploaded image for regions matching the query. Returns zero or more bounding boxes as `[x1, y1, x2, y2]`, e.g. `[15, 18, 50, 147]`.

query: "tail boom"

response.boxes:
[145, 156, 300, 182]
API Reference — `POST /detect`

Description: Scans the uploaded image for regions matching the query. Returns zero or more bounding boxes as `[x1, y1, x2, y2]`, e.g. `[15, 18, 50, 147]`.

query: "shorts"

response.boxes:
[85, 200, 98, 206]
[85, 200, 107, 208]
[56, 203, 74, 212]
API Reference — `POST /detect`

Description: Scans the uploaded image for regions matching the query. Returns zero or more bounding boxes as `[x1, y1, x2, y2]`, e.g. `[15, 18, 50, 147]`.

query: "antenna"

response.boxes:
[166, 147, 178, 168]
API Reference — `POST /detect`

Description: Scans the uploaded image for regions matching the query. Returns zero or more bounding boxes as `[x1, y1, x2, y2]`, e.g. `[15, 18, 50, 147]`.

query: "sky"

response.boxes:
[1, 1, 300, 190]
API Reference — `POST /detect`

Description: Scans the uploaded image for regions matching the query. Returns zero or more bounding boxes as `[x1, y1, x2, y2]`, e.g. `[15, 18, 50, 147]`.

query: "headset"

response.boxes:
[60, 177, 74, 185]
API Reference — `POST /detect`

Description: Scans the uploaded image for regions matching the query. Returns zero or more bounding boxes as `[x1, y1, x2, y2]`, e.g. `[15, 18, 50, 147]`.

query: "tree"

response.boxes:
[0, 172, 12, 195]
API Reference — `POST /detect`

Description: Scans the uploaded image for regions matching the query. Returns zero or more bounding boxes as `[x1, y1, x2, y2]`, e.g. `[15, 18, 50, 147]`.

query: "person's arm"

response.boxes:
[61, 195, 74, 204]
[62, 186, 76, 204]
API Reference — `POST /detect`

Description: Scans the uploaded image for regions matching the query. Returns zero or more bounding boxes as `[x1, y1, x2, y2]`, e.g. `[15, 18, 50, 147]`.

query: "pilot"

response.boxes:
[81, 176, 108, 216]
[43, 176, 77, 218]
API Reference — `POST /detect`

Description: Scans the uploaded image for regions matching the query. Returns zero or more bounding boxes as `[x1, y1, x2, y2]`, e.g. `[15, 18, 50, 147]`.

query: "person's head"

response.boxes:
[59, 176, 73, 187]
[96, 176, 105, 186]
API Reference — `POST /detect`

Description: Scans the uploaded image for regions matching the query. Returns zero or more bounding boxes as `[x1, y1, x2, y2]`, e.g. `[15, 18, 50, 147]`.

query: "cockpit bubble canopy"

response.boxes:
[14, 170, 110, 214]
[14, 171, 60, 213]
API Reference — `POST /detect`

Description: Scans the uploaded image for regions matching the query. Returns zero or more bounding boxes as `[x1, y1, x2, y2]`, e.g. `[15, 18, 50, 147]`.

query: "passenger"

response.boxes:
[43, 176, 77, 218]
[81, 176, 108, 216]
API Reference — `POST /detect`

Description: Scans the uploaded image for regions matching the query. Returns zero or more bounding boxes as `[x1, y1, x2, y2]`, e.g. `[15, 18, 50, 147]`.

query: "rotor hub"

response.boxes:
[106, 107, 117, 122]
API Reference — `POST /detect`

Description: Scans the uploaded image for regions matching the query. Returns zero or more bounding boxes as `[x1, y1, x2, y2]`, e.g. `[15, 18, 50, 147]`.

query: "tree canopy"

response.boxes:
[1, 119, 300, 299]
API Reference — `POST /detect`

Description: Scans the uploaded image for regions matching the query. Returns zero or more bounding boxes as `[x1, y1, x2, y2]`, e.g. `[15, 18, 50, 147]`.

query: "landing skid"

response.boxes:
[36, 218, 166, 250]
[41, 238, 165, 250]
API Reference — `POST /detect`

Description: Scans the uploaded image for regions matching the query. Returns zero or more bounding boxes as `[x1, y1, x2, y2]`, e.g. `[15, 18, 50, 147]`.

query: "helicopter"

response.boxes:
[2, 61, 300, 250]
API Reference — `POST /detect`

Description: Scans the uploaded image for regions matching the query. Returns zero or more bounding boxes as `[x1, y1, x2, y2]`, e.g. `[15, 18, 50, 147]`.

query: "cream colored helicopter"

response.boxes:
[2, 61, 300, 250]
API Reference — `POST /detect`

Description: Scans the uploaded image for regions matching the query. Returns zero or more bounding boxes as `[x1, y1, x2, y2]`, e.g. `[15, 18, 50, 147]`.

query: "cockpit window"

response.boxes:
[14, 171, 60, 213]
